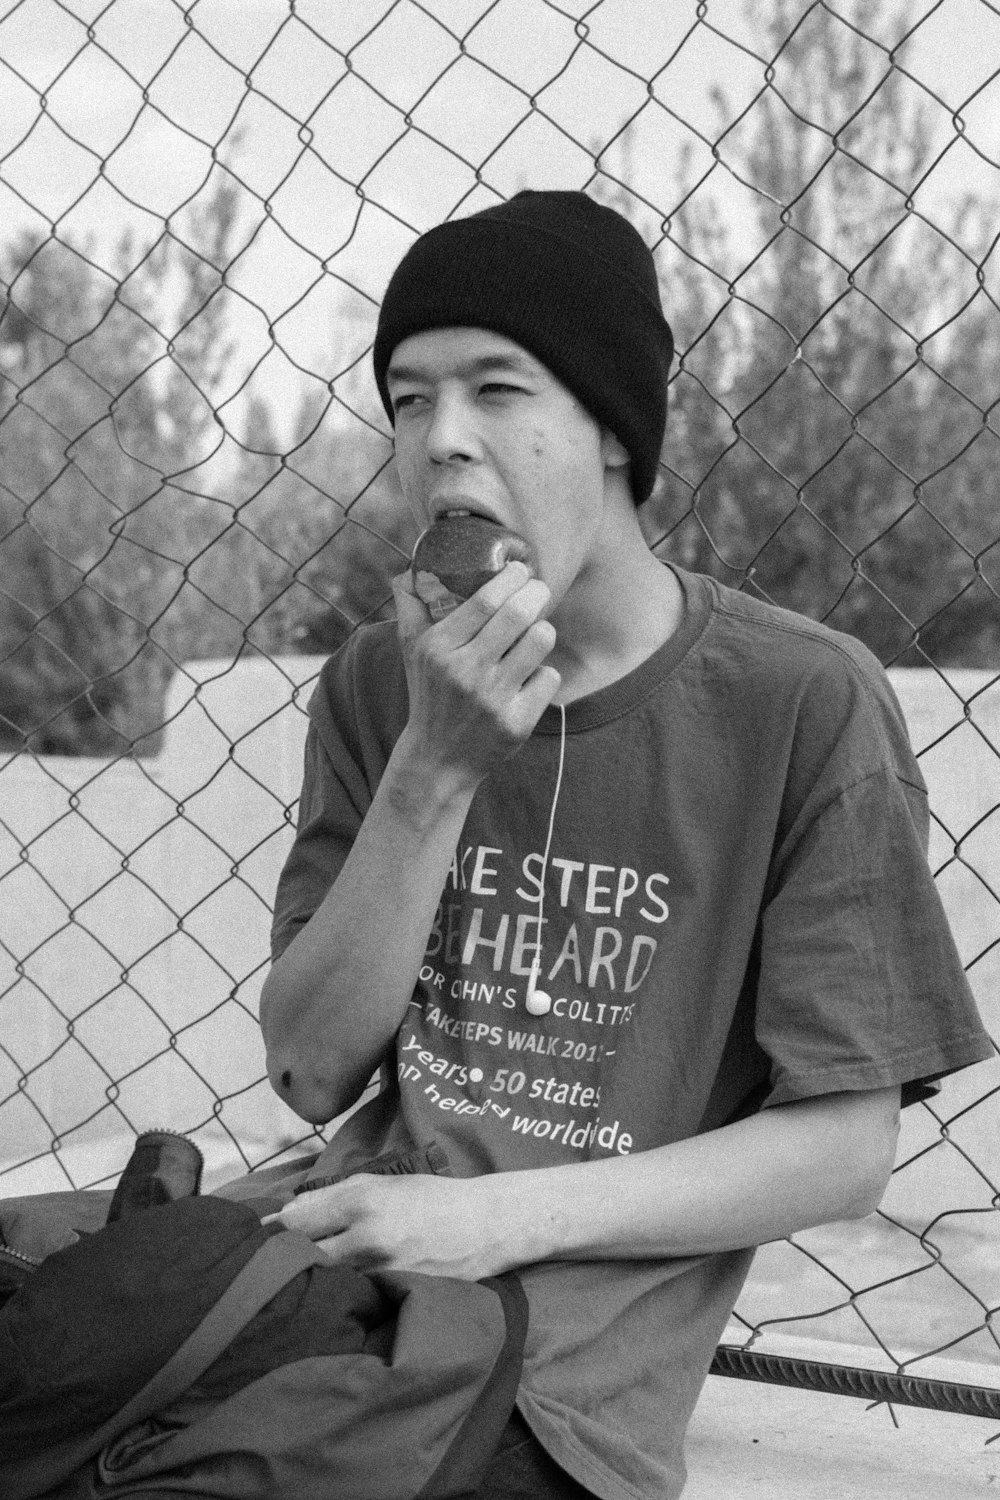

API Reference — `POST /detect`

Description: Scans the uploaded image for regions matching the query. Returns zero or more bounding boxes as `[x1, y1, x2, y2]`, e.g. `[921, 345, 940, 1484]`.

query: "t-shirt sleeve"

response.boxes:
[269, 718, 363, 961]
[269, 627, 404, 962]
[753, 657, 993, 1109]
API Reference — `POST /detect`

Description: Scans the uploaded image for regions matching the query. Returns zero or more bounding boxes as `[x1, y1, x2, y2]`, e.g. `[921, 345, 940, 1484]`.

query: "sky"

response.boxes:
[1, 0, 998, 434]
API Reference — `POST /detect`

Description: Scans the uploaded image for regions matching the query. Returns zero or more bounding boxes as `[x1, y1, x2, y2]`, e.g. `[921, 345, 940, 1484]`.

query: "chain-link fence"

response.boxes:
[1, 0, 999, 1429]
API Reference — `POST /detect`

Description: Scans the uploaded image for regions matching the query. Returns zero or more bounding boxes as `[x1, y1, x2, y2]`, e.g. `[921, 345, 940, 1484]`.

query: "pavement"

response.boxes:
[685, 1348, 1000, 1497]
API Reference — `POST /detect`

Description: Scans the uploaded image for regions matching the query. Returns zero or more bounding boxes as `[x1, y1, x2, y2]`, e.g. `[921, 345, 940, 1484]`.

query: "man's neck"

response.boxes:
[549, 542, 684, 704]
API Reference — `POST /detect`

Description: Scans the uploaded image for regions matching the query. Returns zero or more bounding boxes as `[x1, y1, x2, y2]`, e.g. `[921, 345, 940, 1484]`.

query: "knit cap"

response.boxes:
[372, 190, 674, 504]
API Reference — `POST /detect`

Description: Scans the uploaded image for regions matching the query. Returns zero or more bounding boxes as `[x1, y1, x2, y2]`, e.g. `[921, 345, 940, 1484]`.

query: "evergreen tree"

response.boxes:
[641, 0, 1000, 666]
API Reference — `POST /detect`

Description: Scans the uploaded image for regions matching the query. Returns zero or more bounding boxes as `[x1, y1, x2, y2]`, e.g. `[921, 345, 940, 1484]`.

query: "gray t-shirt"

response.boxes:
[271, 566, 991, 1500]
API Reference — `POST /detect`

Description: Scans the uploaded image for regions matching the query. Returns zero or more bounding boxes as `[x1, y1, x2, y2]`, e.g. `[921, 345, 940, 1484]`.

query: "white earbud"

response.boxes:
[525, 958, 552, 1017]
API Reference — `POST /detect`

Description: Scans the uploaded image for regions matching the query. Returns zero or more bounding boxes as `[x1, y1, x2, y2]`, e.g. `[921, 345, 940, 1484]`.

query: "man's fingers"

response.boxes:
[395, 560, 545, 654]
[263, 1184, 350, 1241]
[399, 561, 555, 681]
[513, 663, 562, 729]
[316, 1231, 355, 1262]
[499, 616, 558, 687]
[443, 574, 553, 667]
[426, 561, 538, 647]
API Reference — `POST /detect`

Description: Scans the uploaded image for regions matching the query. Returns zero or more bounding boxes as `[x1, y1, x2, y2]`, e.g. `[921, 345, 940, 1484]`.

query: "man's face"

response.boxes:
[386, 327, 625, 607]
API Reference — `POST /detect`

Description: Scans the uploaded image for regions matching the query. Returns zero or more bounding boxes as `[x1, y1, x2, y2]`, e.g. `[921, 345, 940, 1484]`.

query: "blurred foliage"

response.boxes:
[1, 176, 235, 753]
[0, 175, 412, 754]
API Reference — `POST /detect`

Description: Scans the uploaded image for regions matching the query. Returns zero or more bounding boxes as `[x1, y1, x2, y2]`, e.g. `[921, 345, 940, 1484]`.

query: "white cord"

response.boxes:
[525, 703, 566, 1016]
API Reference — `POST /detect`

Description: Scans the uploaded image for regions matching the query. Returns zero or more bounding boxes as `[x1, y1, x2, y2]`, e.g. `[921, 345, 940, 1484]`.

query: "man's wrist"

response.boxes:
[383, 726, 482, 828]
[470, 1167, 569, 1270]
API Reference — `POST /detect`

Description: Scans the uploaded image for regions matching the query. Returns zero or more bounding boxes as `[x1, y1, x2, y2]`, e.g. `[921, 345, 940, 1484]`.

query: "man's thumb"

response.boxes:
[392, 569, 432, 643]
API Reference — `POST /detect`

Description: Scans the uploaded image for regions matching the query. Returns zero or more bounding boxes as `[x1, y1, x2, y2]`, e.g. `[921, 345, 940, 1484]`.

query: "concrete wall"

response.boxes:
[0, 655, 329, 1192]
[1, 660, 998, 1375]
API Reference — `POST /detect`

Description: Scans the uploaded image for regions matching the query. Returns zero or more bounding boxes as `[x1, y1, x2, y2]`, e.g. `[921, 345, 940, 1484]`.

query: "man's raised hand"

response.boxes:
[392, 562, 561, 792]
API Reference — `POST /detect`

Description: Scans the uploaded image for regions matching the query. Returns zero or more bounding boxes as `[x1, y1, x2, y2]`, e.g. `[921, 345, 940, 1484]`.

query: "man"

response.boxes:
[259, 191, 991, 1500]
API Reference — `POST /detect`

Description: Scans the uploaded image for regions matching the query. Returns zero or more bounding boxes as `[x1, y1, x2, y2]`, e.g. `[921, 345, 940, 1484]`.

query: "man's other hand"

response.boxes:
[263, 1172, 537, 1281]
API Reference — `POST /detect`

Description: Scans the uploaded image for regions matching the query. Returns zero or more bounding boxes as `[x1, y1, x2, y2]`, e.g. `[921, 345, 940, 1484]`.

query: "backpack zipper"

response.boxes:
[0, 1242, 42, 1272]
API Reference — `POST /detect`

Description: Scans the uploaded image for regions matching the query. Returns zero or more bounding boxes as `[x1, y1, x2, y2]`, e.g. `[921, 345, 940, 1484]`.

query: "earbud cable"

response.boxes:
[540, 701, 567, 897]
[527, 702, 566, 1011]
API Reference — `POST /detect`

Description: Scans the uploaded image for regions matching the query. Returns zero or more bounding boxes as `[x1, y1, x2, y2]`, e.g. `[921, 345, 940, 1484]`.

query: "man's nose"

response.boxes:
[425, 392, 477, 464]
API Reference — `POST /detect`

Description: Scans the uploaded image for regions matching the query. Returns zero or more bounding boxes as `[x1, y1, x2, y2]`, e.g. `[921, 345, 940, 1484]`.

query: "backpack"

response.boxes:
[0, 1135, 528, 1500]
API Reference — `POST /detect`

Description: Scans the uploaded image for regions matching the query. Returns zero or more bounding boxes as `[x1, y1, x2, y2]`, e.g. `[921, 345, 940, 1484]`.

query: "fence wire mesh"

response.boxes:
[1, 0, 999, 1422]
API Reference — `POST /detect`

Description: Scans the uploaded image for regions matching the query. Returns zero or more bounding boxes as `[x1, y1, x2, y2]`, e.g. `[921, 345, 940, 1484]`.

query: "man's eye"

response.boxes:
[392, 393, 422, 413]
[480, 382, 521, 397]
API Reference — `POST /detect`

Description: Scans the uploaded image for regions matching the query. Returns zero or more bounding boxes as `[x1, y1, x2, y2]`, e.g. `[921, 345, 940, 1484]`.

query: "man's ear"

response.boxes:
[600, 428, 630, 470]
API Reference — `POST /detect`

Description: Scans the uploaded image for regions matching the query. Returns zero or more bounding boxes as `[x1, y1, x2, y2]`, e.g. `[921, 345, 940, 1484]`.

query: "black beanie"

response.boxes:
[372, 190, 674, 504]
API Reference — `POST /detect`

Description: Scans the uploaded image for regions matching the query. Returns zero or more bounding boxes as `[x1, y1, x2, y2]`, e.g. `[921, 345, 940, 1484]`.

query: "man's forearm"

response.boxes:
[472, 1085, 902, 1268]
[268, 1085, 902, 1278]
[260, 729, 477, 1123]
[262, 568, 560, 1124]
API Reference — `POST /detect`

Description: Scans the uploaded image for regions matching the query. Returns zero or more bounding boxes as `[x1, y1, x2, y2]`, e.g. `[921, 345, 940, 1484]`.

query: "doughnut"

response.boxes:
[411, 513, 533, 618]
